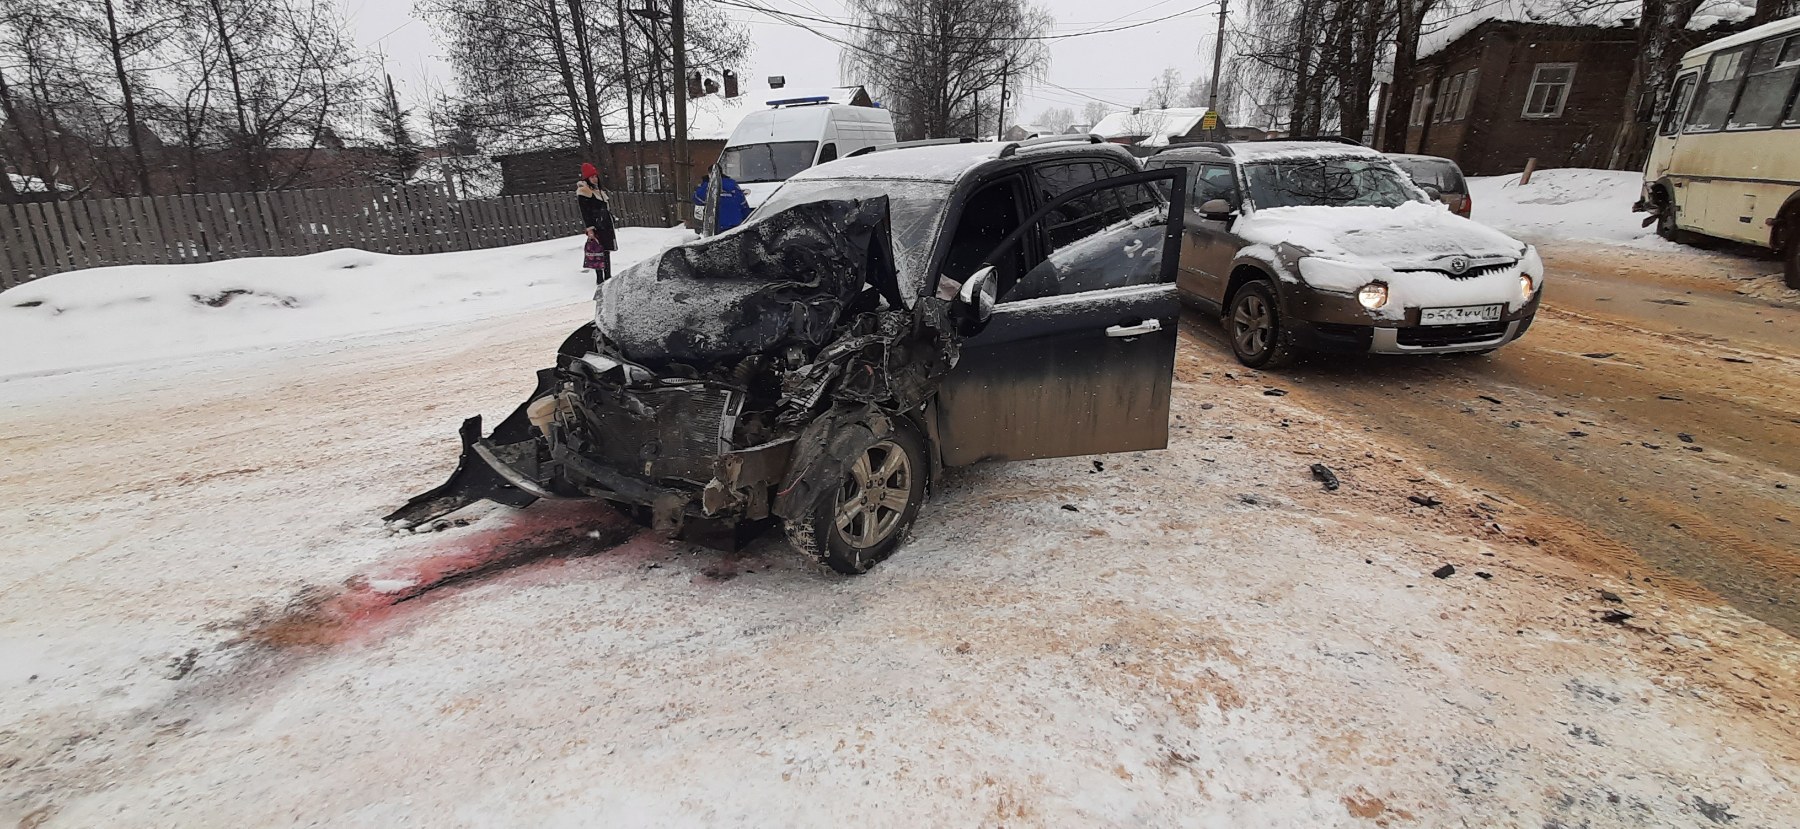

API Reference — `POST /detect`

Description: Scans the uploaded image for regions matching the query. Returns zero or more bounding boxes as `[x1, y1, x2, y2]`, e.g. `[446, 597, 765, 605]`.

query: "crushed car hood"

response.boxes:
[596, 198, 900, 370]
[1239, 201, 1521, 267]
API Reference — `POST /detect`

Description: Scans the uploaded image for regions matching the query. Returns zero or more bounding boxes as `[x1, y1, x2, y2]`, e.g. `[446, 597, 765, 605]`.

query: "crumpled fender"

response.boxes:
[771, 404, 893, 521]
[383, 367, 562, 528]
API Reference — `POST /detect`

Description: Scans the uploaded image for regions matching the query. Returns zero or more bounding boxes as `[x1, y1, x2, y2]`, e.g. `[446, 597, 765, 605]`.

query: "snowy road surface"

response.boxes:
[4, 236, 1800, 825]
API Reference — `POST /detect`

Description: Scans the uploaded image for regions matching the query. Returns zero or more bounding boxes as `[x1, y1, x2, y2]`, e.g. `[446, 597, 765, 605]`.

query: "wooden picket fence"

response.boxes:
[0, 185, 679, 289]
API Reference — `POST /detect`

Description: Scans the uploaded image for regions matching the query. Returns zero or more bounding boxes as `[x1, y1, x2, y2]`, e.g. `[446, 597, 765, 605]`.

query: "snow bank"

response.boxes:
[0, 227, 693, 379]
[1467, 168, 1671, 249]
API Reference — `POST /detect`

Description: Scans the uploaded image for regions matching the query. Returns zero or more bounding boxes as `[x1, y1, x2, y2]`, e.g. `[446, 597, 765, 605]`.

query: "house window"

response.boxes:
[1456, 70, 1479, 120]
[1436, 71, 1475, 123]
[1685, 47, 1747, 132]
[1728, 35, 1800, 130]
[626, 164, 663, 192]
[1522, 63, 1575, 118]
[1409, 86, 1428, 126]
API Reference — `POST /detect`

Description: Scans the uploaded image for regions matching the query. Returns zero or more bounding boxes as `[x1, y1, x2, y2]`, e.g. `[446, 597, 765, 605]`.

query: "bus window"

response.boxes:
[1781, 38, 1800, 127]
[1728, 36, 1800, 130]
[1661, 73, 1698, 136]
[1686, 48, 1749, 133]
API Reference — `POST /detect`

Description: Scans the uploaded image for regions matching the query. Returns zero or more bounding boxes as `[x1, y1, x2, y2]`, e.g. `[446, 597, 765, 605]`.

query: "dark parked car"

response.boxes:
[1147, 140, 1542, 368]
[391, 136, 1187, 574]
[1385, 153, 1472, 218]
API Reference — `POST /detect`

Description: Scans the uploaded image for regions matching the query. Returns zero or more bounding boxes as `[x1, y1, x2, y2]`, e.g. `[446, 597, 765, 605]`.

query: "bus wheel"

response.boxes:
[1784, 228, 1800, 291]
[1655, 208, 1678, 242]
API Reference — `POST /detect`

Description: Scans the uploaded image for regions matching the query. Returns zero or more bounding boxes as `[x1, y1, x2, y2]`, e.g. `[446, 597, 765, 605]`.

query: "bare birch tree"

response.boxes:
[843, 0, 1051, 140]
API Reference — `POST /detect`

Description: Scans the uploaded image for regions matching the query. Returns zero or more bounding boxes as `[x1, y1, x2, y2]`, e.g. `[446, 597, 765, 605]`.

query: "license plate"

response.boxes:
[1419, 304, 1503, 326]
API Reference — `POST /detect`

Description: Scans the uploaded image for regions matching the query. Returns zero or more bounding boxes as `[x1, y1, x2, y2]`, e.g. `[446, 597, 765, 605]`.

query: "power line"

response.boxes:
[713, 0, 1212, 42]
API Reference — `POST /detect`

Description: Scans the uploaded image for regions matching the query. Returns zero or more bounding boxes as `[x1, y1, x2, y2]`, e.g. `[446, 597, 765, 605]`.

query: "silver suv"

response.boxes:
[1147, 140, 1544, 367]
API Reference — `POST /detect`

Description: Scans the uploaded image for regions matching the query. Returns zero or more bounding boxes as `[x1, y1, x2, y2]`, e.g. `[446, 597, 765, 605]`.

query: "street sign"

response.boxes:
[1201, 111, 1219, 130]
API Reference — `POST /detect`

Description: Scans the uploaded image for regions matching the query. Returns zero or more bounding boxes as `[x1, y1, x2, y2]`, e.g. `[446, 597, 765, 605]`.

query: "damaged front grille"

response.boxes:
[582, 383, 742, 484]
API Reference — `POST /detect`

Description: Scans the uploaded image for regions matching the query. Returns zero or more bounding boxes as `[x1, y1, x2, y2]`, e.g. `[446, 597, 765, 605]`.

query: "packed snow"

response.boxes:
[2, 215, 1798, 825]
[1467, 168, 1671, 249]
[0, 227, 692, 379]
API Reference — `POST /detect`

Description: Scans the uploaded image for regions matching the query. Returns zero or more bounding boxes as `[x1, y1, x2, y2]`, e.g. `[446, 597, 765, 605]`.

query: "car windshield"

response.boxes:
[720, 141, 820, 183]
[754, 178, 953, 296]
[1243, 156, 1422, 209]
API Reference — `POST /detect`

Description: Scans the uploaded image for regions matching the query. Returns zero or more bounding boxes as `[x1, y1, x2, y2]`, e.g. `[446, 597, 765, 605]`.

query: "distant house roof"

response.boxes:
[1090, 107, 1210, 146]
[1418, 0, 1755, 57]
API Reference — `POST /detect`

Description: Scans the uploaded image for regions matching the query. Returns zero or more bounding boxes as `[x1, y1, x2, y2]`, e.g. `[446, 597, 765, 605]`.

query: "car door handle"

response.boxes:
[1106, 319, 1162, 338]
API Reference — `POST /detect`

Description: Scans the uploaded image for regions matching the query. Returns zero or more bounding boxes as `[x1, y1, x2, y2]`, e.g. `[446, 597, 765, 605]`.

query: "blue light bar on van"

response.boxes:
[767, 95, 830, 107]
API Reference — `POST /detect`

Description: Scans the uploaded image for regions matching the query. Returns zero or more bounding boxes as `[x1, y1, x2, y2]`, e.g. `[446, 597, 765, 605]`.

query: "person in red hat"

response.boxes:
[576, 162, 617, 283]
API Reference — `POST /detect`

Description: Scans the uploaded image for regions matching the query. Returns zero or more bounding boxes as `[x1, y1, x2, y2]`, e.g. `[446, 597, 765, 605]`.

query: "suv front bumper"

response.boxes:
[1281, 283, 1541, 355]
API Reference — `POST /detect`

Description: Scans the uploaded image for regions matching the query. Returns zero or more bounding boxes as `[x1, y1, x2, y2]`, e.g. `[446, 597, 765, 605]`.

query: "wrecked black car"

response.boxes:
[388, 136, 1188, 574]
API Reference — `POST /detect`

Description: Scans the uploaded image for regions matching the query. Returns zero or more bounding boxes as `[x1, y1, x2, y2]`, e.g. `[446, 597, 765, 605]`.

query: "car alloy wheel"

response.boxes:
[1226, 280, 1297, 369]
[1232, 293, 1275, 359]
[834, 440, 912, 549]
[786, 423, 928, 576]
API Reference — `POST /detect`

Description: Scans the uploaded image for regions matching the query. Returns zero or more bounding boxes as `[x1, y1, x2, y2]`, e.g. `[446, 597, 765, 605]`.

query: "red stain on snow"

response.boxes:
[246, 502, 636, 648]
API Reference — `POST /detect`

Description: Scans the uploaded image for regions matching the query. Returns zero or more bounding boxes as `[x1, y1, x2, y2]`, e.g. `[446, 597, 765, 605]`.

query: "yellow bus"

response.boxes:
[1638, 14, 1800, 288]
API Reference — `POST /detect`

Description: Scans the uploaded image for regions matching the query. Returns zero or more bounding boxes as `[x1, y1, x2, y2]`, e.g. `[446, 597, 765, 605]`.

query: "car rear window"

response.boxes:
[1390, 158, 1466, 194]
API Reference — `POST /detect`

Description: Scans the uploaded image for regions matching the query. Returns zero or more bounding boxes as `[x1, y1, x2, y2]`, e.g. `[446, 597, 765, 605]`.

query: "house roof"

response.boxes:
[1090, 107, 1210, 146]
[1418, 0, 1755, 58]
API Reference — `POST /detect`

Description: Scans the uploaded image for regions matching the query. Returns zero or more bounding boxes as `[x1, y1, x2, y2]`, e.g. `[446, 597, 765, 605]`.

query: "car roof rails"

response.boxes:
[998, 133, 1103, 157]
[1235, 135, 1365, 146]
[845, 137, 976, 158]
[1151, 141, 1231, 156]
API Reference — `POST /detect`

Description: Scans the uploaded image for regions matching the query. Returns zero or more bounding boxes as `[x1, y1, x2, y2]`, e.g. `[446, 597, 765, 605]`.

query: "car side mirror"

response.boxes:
[1199, 198, 1235, 220]
[954, 265, 999, 333]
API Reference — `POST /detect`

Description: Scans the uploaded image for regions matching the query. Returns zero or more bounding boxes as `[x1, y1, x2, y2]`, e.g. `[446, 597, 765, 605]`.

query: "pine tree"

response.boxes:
[374, 73, 424, 185]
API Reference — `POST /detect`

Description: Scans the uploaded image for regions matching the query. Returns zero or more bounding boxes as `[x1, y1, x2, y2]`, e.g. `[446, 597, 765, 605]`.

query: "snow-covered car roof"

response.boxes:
[787, 140, 1138, 184]
[1226, 141, 1387, 163]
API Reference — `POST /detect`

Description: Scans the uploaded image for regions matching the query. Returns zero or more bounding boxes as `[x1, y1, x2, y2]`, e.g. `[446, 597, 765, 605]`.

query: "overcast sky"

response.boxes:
[337, 0, 1228, 133]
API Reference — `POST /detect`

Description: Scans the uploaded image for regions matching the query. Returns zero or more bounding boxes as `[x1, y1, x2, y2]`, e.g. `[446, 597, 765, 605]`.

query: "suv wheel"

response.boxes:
[1227, 280, 1298, 368]
[785, 425, 927, 575]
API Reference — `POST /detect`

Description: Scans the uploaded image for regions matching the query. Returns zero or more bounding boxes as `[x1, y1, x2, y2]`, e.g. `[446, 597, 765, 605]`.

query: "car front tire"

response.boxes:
[785, 424, 927, 575]
[1226, 280, 1298, 369]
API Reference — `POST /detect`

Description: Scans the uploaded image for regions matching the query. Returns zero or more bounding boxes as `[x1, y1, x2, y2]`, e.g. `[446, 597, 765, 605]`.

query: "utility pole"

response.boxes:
[1207, 0, 1228, 141]
[996, 60, 1009, 141]
[671, 0, 691, 224]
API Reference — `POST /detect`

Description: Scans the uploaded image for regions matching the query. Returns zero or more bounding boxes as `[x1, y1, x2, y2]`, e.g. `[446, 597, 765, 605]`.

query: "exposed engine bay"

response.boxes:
[386, 197, 968, 545]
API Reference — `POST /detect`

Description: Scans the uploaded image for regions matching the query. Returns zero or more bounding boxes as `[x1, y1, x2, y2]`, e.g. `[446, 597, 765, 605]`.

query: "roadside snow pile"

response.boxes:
[0, 227, 692, 379]
[1468, 168, 1670, 248]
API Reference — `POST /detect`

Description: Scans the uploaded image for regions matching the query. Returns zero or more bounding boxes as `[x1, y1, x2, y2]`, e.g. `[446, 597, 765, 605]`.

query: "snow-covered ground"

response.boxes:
[3, 231, 1798, 825]
[0, 227, 691, 380]
[1468, 168, 1670, 249]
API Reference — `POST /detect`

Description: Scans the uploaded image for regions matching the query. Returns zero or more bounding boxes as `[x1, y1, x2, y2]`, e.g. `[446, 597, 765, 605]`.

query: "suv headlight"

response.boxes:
[1358, 282, 1389, 309]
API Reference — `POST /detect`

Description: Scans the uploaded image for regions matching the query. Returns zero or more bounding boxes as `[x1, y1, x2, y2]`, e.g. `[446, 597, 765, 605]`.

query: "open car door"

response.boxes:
[935, 166, 1187, 466]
